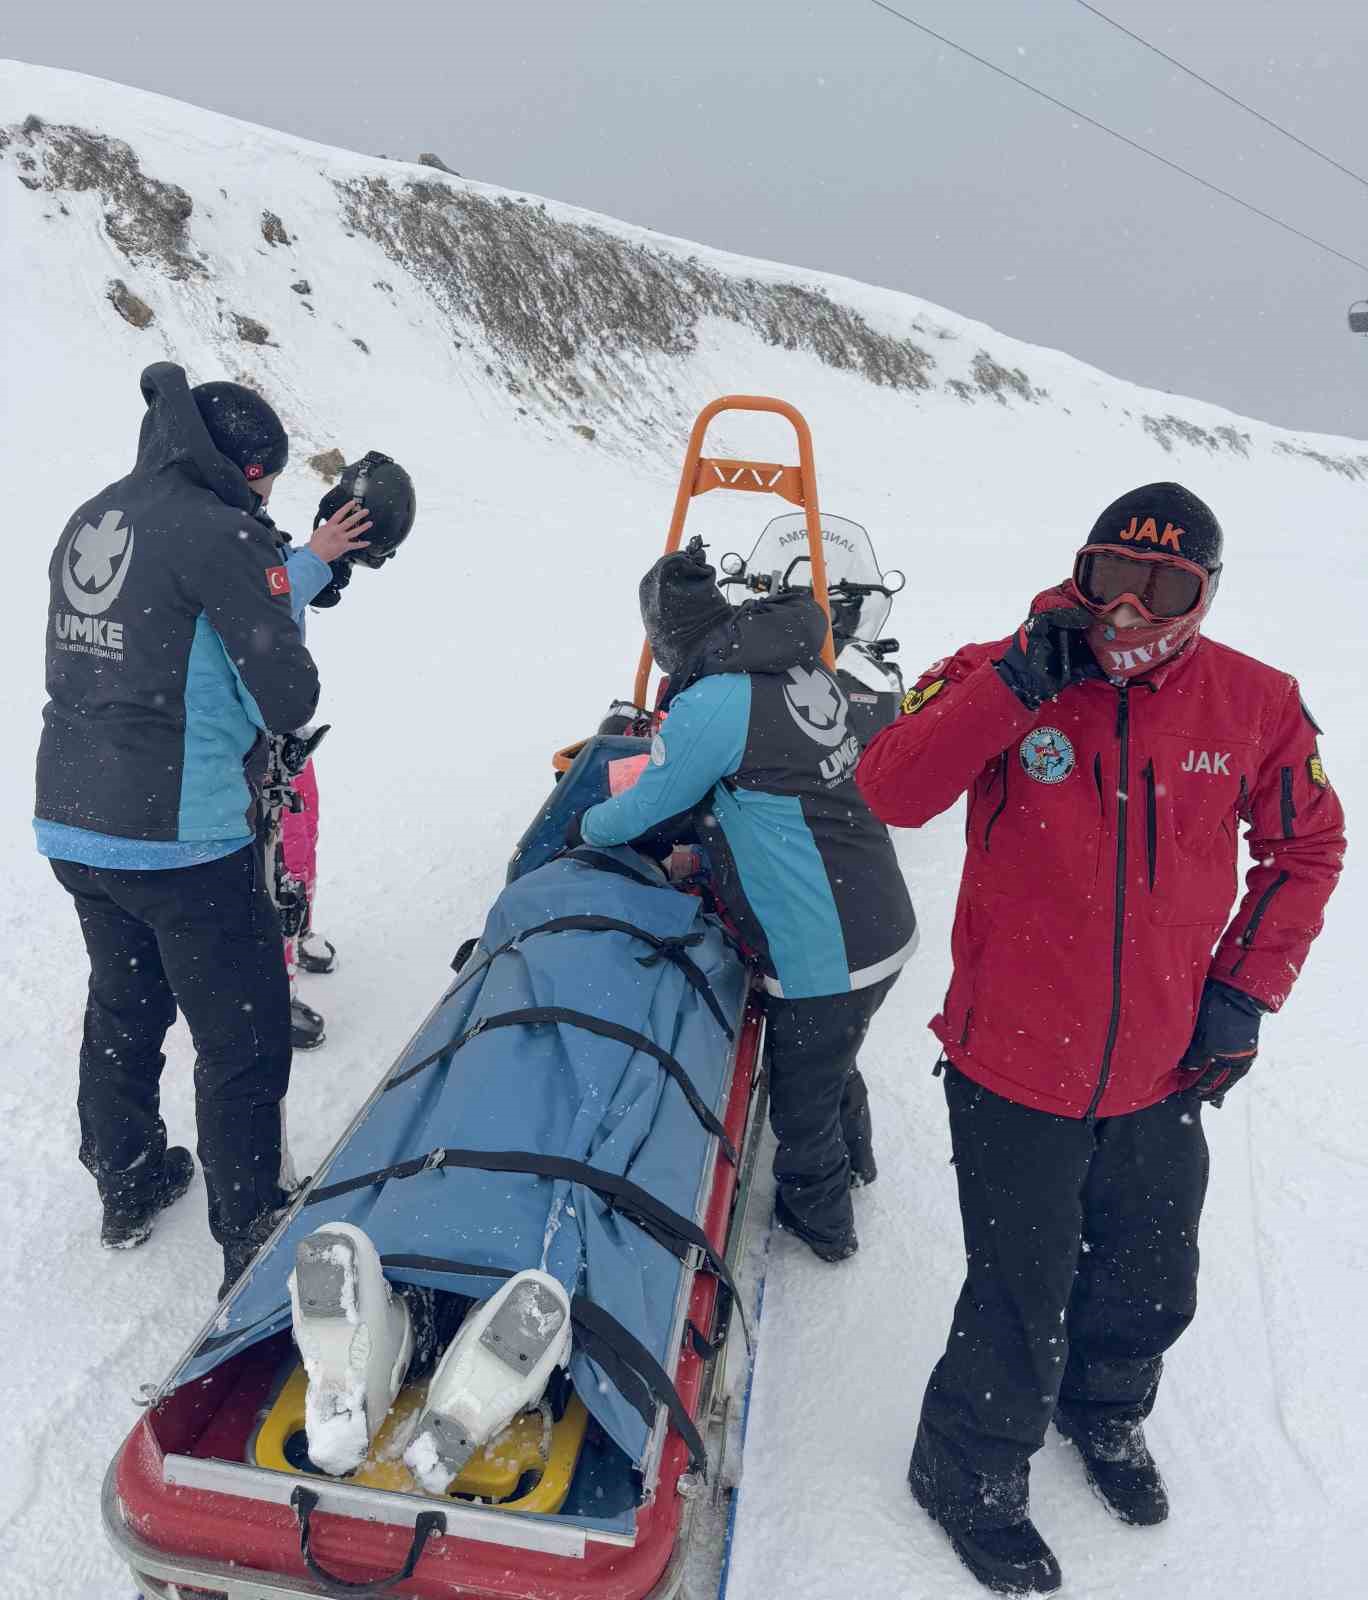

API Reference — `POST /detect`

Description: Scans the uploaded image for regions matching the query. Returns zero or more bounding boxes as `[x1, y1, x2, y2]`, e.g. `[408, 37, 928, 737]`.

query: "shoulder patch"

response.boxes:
[1308, 753, 1328, 789]
[265, 565, 290, 597]
[901, 677, 946, 716]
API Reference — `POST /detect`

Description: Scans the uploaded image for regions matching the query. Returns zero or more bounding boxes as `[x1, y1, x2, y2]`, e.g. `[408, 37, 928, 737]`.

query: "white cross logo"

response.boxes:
[71, 510, 130, 589]
[782, 666, 849, 748]
[787, 665, 840, 726]
[61, 509, 136, 616]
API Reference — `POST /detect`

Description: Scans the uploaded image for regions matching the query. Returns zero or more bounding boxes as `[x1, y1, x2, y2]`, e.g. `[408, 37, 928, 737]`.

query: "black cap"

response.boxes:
[1085, 482, 1223, 571]
[639, 542, 731, 676]
[191, 381, 288, 482]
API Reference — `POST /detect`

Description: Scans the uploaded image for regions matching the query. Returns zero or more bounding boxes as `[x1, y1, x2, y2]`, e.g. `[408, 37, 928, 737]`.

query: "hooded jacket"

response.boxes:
[857, 599, 1345, 1117]
[34, 364, 320, 849]
[583, 592, 918, 999]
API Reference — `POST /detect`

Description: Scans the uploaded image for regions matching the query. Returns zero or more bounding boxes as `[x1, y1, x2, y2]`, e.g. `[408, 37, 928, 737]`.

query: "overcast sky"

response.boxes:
[6, 0, 1368, 437]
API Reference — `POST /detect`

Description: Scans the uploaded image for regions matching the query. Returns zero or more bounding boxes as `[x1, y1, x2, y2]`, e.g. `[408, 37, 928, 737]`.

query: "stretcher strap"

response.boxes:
[304, 1147, 740, 1311]
[520, 917, 734, 1039]
[561, 846, 666, 888]
[380, 1253, 709, 1476]
[385, 1008, 736, 1164]
[440, 917, 732, 1040]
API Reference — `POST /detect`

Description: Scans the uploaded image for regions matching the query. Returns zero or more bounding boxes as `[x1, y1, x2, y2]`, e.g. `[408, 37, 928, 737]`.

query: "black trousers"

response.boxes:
[911, 1065, 1209, 1530]
[764, 973, 897, 1242]
[51, 846, 292, 1243]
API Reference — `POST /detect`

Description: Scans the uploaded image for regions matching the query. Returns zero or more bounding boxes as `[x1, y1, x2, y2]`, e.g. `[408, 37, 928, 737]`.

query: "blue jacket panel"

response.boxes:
[711, 785, 851, 996]
[284, 545, 331, 629]
[32, 819, 249, 870]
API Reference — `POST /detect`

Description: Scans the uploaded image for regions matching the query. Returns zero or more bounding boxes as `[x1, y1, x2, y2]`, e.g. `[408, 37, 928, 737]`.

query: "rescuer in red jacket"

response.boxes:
[857, 482, 1344, 1596]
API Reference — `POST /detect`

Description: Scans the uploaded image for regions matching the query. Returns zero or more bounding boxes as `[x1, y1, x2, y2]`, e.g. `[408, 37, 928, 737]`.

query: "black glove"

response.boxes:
[1179, 980, 1265, 1106]
[308, 556, 354, 610]
[994, 603, 1099, 709]
[278, 724, 331, 778]
[563, 812, 586, 849]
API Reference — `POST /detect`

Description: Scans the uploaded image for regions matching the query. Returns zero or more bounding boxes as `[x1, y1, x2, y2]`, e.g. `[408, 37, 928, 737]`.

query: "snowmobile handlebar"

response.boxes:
[632, 396, 836, 707]
[720, 569, 900, 601]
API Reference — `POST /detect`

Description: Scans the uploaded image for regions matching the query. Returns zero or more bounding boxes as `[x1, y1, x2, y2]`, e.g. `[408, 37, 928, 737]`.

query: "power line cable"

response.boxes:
[1070, 0, 1368, 196]
[865, 0, 1368, 275]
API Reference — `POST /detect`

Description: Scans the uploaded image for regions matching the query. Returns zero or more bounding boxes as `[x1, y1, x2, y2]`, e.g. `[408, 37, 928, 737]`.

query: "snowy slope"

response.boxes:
[1, 58, 1365, 1599]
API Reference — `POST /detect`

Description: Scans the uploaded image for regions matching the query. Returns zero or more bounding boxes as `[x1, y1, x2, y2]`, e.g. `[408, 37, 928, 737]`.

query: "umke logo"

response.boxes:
[55, 509, 134, 660]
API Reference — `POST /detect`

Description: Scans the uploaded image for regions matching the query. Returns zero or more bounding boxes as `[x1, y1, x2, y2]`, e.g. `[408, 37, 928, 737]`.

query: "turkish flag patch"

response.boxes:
[266, 565, 290, 596]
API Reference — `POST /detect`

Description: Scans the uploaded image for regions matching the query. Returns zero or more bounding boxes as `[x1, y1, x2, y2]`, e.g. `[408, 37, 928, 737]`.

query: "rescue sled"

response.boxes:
[103, 397, 837, 1600]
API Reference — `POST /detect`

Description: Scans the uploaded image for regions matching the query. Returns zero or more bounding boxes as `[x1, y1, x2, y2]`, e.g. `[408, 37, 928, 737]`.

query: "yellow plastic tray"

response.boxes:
[251, 1363, 588, 1513]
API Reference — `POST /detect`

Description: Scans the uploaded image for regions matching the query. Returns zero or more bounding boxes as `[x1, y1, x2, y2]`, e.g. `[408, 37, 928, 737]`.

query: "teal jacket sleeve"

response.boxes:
[582, 675, 750, 845]
[285, 547, 333, 623]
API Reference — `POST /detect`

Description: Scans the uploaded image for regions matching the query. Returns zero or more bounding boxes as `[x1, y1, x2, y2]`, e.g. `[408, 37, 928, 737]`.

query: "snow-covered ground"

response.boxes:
[1, 60, 1365, 1599]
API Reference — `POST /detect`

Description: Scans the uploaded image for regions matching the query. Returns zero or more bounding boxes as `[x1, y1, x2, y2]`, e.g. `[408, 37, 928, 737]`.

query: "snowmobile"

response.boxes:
[102, 395, 840, 1600]
[717, 513, 906, 747]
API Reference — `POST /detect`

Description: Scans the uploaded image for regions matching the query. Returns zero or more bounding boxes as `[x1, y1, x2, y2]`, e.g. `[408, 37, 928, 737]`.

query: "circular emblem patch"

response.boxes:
[1019, 726, 1075, 784]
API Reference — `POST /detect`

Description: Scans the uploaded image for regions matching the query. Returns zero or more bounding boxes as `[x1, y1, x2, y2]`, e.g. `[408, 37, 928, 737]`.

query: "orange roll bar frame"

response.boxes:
[632, 396, 835, 708]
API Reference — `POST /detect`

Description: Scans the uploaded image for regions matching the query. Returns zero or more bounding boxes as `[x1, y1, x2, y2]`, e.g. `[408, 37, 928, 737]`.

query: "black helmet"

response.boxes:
[315, 451, 415, 569]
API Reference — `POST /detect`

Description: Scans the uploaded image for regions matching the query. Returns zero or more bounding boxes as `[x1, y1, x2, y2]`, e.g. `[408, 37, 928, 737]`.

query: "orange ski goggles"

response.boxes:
[1071, 545, 1213, 622]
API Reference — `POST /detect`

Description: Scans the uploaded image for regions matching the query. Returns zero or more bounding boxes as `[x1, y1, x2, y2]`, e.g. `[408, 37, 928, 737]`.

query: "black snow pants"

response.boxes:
[51, 845, 292, 1244]
[910, 1064, 1209, 1529]
[764, 972, 897, 1244]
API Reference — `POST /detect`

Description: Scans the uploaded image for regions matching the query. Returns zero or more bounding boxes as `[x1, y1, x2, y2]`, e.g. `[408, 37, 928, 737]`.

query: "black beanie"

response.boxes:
[1084, 482, 1223, 572]
[192, 381, 289, 482]
[639, 545, 731, 676]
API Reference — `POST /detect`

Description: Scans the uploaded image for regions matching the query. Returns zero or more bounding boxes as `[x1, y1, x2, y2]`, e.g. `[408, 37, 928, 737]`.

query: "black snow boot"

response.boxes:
[291, 996, 326, 1050]
[1056, 1416, 1169, 1525]
[908, 1467, 1062, 1595]
[101, 1147, 195, 1249]
[298, 932, 336, 975]
[773, 1192, 858, 1263]
[218, 1207, 287, 1302]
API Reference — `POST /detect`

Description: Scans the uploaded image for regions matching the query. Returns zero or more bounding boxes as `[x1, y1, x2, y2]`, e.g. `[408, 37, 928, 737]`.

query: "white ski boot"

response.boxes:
[404, 1270, 572, 1496]
[287, 1223, 413, 1477]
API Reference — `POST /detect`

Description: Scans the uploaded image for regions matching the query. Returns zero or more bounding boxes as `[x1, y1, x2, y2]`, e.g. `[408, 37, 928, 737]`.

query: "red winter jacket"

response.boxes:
[857, 614, 1345, 1118]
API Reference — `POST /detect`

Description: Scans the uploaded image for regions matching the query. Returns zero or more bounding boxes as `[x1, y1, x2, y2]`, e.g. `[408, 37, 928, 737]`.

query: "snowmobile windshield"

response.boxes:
[735, 513, 893, 641]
